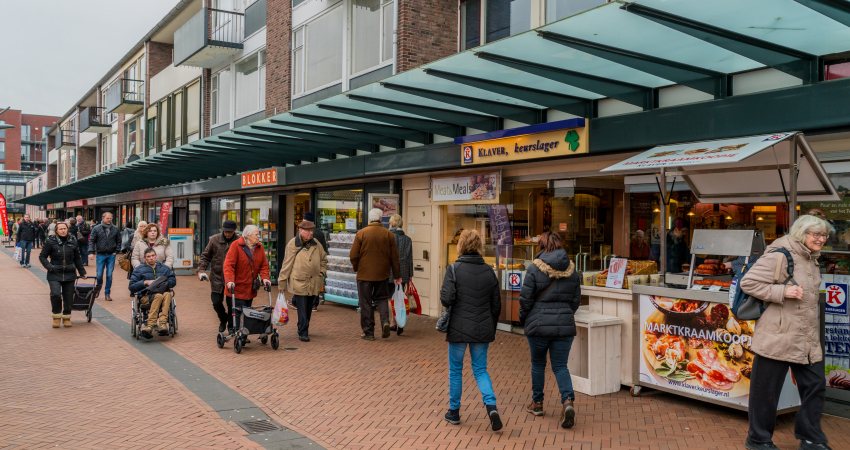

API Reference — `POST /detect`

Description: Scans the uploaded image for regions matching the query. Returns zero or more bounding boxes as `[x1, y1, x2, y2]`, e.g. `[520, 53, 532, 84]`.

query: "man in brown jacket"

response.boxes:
[198, 220, 239, 333]
[350, 208, 401, 340]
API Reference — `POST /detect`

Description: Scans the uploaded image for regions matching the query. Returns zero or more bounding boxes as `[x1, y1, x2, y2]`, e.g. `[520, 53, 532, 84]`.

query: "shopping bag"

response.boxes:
[13, 244, 22, 262]
[272, 292, 290, 326]
[407, 281, 422, 315]
[393, 284, 407, 328]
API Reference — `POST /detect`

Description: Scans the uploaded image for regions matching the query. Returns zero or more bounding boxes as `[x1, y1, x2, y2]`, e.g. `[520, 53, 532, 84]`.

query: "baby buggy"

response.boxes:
[218, 284, 279, 353]
[72, 276, 99, 323]
[131, 277, 178, 340]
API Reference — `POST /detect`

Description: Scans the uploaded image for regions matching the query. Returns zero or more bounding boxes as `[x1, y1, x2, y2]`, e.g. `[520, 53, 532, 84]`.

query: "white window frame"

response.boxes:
[348, 0, 395, 78]
[234, 48, 267, 120]
[291, 4, 346, 98]
[211, 68, 232, 127]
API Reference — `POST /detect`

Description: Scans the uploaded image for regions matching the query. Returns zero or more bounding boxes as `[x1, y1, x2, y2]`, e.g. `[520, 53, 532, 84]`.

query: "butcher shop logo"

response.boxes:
[825, 283, 848, 315]
[507, 271, 523, 291]
[462, 146, 474, 164]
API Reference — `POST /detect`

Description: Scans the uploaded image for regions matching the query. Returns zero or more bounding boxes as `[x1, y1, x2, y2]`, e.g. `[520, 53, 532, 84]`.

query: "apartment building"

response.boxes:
[0, 108, 57, 221]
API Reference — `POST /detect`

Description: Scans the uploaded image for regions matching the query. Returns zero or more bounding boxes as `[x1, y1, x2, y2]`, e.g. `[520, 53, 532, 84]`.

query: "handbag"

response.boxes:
[392, 284, 408, 328]
[240, 245, 263, 292]
[436, 264, 457, 333]
[407, 281, 421, 315]
[117, 251, 132, 272]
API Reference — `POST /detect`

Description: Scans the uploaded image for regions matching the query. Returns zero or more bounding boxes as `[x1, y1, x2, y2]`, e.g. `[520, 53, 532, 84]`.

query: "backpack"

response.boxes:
[728, 248, 794, 321]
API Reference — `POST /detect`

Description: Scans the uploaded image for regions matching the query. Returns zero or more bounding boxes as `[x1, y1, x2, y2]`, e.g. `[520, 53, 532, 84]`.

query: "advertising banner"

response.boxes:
[167, 228, 194, 269]
[159, 202, 172, 236]
[431, 172, 500, 204]
[0, 193, 8, 237]
[368, 194, 399, 227]
[460, 119, 588, 166]
[637, 294, 800, 409]
[487, 204, 513, 261]
[821, 275, 850, 391]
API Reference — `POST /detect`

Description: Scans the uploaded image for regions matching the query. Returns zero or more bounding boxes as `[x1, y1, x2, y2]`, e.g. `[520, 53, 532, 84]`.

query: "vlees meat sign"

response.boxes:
[241, 168, 284, 189]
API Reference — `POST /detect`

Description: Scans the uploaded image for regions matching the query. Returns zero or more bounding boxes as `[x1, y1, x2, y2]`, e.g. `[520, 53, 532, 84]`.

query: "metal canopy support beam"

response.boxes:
[217, 136, 358, 158]
[346, 94, 500, 131]
[316, 104, 463, 137]
[197, 140, 349, 162]
[229, 130, 339, 150]
[622, 3, 820, 83]
[794, 0, 850, 27]
[380, 82, 544, 125]
[270, 118, 404, 147]
[475, 50, 654, 109]
[423, 68, 593, 117]
[536, 30, 728, 97]
[250, 124, 356, 147]
[289, 112, 429, 143]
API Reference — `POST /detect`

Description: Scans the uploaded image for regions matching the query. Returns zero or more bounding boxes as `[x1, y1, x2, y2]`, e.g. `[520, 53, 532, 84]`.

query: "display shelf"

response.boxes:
[325, 232, 359, 306]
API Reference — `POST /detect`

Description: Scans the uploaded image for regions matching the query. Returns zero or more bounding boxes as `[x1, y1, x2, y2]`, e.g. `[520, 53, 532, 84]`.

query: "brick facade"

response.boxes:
[77, 146, 97, 178]
[146, 41, 174, 114]
[396, 0, 459, 73]
[265, 0, 292, 116]
[0, 109, 58, 172]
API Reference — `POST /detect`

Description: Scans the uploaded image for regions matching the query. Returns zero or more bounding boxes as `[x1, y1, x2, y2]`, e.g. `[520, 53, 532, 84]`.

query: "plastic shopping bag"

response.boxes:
[393, 284, 407, 328]
[13, 244, 22, 263]
[272, 292, 290, 326]
[407, 281, 422, 315]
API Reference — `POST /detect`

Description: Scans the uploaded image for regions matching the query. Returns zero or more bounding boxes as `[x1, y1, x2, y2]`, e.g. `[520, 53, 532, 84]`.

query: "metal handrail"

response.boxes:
[208, 8, 244, 43]
[120, 79, 145, 103]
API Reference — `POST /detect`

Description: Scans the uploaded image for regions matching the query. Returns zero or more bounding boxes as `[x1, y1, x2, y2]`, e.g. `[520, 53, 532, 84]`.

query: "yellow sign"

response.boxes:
[460, 122, 589, 166]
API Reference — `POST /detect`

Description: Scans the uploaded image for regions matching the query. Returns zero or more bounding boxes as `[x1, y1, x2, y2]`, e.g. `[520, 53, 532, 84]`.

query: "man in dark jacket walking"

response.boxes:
[349, 208, 400, 340]
[198, 220, 239, 333]
[88, 212, 122, 301]
[15, 214, 38, 268]
[75, 215, 91, 266]
[39, 222, 86, 328]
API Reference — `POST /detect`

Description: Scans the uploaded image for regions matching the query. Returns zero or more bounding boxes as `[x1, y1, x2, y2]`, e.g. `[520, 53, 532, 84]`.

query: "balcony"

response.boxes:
[105, 78, 144, 114]
[54, 130, 76, 150]
[79, 106, 110, 133]
[174, 7, 244, 68]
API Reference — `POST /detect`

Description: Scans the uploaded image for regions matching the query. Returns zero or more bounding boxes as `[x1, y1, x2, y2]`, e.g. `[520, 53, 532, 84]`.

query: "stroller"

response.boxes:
[218, 284, 279, 353]
[131, 280, 178, 340]
[72, 276, 99, 323]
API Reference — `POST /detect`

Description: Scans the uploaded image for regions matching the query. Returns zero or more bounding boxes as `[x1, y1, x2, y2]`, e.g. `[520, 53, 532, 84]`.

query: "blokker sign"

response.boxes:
[241, 168, 284, 189]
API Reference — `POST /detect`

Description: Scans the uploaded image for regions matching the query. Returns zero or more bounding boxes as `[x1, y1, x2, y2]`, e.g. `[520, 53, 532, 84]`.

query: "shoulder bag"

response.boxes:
[436, 263, 456, 333]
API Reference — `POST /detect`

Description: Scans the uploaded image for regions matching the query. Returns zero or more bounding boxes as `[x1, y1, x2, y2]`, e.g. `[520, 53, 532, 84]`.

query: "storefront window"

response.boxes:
[317, 189, 363, 234]
[189, 199, 201, 266]
[245, 195, 278, 281]
[319, 189, 364, 307]
[219, 196, 242, 230]
[293, 192, 311, 233]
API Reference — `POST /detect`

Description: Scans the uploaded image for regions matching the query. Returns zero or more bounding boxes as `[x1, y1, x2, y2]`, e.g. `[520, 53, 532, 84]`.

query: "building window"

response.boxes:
[351, 0, 394, 75]
[461, 0, 481, 50]
[545, 0, 604, 23]
[212, 68, 231, 125]
[0, 142, 5, 160]
[174, 91, 183, 147]
[160, 98, 170, 149]
[21, 144, 31, 162]
[0, 121, 5, 139]
[292, 28, 305, 95]
[21, 125, 31, 142]
[235, 50, 266, 119]
[0, 163, 5, 171]
[125, 119, 139, 157]
[294, 5, 344, 95]
[146, 105, 157, 154]
[186, 81, 201, 142]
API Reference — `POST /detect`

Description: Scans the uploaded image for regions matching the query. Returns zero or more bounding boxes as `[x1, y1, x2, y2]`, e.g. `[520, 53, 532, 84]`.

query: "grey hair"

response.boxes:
[368, 208, 383, 223]
[788, 214, 835, 244]
[389, 214, 403, 228]
[242, 224, 259, 238]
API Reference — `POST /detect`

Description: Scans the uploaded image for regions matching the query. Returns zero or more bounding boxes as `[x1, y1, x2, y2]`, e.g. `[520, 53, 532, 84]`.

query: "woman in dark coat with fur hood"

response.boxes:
[519, 231, 581, 429]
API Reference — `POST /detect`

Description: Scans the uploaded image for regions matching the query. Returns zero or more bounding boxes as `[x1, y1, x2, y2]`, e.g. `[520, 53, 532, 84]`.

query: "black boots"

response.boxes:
[486, 405, 502, 431]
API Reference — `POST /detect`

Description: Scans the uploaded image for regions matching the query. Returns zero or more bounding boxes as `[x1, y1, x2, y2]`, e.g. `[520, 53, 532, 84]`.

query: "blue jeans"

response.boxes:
[448, 342, 496, 410]
[527, 336, 575, 403]
[95, 254, 116, 295]
[19, 240, 33, 265]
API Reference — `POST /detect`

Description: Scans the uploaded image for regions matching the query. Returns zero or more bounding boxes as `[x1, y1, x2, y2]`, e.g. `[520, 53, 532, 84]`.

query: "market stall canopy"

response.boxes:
[603, 132, 839, 203]
[20, 0, 850, 206]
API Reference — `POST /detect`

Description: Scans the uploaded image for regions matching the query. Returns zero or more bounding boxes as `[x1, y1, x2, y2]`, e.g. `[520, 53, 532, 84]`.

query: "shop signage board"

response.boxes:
[368, 194, 399, 227]
[431, 172, 500, 204]
[605, 258, 628, 289]
[241, 167, 285, 189]
[821, 275, 850, 391]
[603, 132, 795, 172]
[637, 294, 800, 409]
[167, 228, 194, 270]
[459, 119, 589, 166]
[66, 200, 87, 207]
[159, 201, 172, 236]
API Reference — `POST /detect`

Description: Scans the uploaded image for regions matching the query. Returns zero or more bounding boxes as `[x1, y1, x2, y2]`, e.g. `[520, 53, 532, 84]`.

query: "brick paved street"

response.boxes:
[3, 246, 850, 449]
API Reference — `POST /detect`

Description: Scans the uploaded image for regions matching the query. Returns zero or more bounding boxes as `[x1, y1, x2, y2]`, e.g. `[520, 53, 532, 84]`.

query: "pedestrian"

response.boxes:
[223, 225, 271, 327]
[120, 221, 136, 253]
[129, 248, 177, 339]
[278, 219, 327, 342]
[68, 217, 78, 242]
[35, 218, 46, 248]
[198, 220, 240, 334]
[440, 229, 502, 431]
[76, 215, 91, 266]
[88, 212, 122, 301]
[741, 215, 834, 450]
[303, 211, 327, 311]
[349, 208, 401, 340]
[131, 220, 148, 250]
[519, 231, 581, 429]
[131, 223, 173, 268]
[388, 214, 413, 336]
[12, 218, 20, 240]
[48, 219, 57, 237]
[15, 214, 37, 268]
[38, 221, 86, 328]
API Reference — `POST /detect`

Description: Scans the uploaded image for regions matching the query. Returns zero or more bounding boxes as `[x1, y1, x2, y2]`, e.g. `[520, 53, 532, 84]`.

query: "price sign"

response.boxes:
[605, 257, 628, 289]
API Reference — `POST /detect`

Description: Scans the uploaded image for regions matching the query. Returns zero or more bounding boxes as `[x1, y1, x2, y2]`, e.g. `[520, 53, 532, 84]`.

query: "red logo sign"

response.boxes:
[241, 169, 279, 188]
[159, 202, 172, 236]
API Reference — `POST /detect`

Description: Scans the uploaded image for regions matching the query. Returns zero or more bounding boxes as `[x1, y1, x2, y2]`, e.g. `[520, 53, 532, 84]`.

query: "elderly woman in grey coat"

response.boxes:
[740, 215, 834, 450]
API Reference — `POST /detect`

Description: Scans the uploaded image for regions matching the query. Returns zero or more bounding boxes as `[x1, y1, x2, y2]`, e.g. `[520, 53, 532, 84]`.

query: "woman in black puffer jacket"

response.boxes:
[519, 231, 581, 429]
[440, 229, 502, 431]
[39, 222, 86, 328]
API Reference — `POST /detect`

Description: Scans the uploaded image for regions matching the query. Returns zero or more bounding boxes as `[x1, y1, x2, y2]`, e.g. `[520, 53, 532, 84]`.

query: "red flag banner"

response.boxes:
[0, 193, 8, 237]
[159, 201, 172, 236]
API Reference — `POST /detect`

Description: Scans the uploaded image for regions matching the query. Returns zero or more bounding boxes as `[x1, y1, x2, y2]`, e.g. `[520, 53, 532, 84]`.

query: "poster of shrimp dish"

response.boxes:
[638, 294, 800, 409]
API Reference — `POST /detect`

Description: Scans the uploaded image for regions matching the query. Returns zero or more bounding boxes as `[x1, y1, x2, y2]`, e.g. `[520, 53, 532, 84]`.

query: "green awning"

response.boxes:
[22, 0, 850, 205]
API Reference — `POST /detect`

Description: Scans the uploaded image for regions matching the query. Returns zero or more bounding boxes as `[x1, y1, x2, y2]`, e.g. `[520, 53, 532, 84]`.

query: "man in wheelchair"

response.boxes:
[130, 248, 177, 338]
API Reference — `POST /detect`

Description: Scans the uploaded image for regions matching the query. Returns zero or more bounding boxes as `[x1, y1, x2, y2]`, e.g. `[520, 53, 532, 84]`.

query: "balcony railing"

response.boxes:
[174, 7, 244, 68]
[105, 78, 144, 114]
[54, 130, 76, 149]
[79, 106, 110, 133]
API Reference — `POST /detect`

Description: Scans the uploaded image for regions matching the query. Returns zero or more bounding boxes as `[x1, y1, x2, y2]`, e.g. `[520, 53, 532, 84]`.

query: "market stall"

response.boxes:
[602, 131, 839, 410]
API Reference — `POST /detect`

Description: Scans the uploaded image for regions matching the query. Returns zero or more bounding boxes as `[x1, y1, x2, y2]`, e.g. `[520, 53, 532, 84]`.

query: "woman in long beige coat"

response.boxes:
[278, 220, 327, 342]
[131, 223, 173, 269]
[740, 215, 834, 450]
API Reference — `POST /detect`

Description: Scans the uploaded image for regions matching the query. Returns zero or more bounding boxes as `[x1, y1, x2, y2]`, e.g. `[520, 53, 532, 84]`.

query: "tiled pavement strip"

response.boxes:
[2, 247, 850, 449]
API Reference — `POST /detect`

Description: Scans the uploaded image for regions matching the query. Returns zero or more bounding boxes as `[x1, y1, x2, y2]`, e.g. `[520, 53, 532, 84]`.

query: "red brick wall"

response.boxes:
[47, 164, 57, 189]
[77, 147, 97, 178]
[396, 0, 459, 73]
[265, 0, 292, 116]
[0, 109, 22, 171]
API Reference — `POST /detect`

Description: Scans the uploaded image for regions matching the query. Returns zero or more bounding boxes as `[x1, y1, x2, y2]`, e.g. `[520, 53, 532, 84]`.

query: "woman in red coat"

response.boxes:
[223, 225, 271, 326]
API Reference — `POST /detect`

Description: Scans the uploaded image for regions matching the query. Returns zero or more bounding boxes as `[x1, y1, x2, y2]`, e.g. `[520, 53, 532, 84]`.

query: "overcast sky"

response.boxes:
[0, 0, 179, 117]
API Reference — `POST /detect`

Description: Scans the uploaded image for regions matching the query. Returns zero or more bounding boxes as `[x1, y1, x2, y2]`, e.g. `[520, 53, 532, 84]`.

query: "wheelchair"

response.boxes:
[131, 288, 178, 340]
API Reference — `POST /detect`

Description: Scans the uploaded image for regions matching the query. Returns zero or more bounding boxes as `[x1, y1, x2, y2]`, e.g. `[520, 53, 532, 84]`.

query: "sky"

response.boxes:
[0, 0, 179, 117]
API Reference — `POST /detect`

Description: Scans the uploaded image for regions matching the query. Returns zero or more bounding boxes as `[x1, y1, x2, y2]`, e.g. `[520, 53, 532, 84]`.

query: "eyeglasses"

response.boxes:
[807, 232, 830, 241]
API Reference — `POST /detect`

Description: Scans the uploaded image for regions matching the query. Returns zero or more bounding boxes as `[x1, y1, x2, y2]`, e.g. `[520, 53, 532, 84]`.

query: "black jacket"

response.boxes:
[198, 232, 238, 294]
[519, 249, 581, 338]
[129, 262, 177, 294]
[16, 220, 37, 242]
[39, 235, 86, 282]
[312, 228, 328, 253]
[440, 253, 500, 343]
[77, 221, 91, 245]
[88, 223, 122, 255]
[391, 228, 414, 284]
